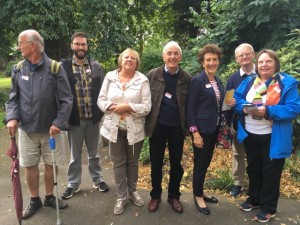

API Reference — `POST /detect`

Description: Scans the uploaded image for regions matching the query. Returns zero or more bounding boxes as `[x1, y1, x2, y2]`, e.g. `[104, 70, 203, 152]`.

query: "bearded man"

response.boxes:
[61, 32, 109, 199]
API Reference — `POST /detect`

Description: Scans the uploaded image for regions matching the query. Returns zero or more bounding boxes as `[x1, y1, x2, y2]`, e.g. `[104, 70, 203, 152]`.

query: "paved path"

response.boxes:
[0, 128, 299, 225]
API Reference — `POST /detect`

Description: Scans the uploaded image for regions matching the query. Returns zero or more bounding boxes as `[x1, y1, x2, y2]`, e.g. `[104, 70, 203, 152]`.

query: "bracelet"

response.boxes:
[189, 126, 198, 133]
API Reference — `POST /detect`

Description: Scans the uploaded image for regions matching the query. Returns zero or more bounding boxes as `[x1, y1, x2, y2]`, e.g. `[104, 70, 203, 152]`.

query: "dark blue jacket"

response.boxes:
[186, 71, 225, 134]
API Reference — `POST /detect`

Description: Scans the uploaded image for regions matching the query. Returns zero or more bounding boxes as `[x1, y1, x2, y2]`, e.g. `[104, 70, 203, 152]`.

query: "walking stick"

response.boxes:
[49, 137, 62, 225]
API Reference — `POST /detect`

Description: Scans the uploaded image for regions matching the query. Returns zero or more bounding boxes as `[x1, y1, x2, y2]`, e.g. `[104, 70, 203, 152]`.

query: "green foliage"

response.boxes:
[0, 0, 139, 61]
[5, 60, 18, 77]
[205, 169, 233, 190]
[277, 29, 300, 80]
[0, 83, 10, 129]
[140, 47, 163, 74]
[139, 137, 150, 165]
[284, 155, 300, 182]
[186, 0, 300, 67]
[219, 61, 240, 83]
[0, 91, 9, 111]
[0, 77, 11, 90]
[0, 111, 6, 129]
[180, 40, 201, 75]
[243, 0, 300, 50]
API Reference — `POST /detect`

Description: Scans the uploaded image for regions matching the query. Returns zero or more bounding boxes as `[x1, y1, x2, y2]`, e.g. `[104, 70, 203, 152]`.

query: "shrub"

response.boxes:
[0, 91, 9, 111]
[140, 48, 162, 74]
[5, 60, 19, 77]
[139, 137, 150, 165]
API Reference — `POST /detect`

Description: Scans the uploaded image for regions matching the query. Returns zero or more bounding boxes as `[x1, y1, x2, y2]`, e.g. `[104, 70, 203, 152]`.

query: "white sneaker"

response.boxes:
[114, 197, 128, 215]
[128, 191, 144, 206]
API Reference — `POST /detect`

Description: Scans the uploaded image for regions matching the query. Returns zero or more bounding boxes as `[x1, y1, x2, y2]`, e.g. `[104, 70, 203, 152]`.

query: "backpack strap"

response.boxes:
[15, 59, 26, 71]
[50, 59, 60, 75]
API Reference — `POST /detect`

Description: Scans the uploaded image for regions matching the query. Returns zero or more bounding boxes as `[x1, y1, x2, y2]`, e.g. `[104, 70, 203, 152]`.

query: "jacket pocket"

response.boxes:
[102, 114, 113, 130]
[180, 89, 188, 105]
[132, 117, 145, 133]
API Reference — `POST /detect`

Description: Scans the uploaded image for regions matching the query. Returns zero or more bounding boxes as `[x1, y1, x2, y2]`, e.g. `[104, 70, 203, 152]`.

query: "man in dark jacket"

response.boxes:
[61, 32, 109, 200]
[146, 41, 191, 213]
[225, 43, 255, 197]
[6, 29, 72, 219]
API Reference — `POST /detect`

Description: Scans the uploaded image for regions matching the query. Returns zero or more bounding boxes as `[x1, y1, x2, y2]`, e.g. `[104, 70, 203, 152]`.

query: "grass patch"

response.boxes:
[0, 77, 11, 89]
[0, 111, 6, 129]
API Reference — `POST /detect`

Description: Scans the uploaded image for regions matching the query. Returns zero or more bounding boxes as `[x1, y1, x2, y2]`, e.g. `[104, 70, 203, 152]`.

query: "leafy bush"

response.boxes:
[140, 48, 162, 74]
[139, 137, 150, 165]
[277, 29, 300, 81]
[0, 91, 8, 111]
[5, 60, 19, 77]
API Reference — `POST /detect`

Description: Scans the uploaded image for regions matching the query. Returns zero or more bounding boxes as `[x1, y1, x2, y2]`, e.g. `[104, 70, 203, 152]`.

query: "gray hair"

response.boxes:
[19, 29, 44, 53]
[234, 43, 254, 56]
[163, 41, 182, 55]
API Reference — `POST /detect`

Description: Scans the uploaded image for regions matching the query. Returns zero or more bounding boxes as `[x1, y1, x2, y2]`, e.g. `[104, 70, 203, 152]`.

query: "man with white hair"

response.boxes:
[5, 29, 73, 219]
[225, 43, 256, 197]
[146, 41, 191, 213]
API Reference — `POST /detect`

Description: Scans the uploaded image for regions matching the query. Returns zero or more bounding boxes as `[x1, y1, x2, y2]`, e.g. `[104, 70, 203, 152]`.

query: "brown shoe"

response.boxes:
[167, 198, 183, 213]
[148, 199, 161, 212]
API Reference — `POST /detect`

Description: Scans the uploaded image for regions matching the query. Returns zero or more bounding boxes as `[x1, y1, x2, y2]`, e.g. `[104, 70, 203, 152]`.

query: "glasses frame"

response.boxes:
[18, 41, 33, 47]
[72, 42, 88, 47]
[237, 52, 254, 59]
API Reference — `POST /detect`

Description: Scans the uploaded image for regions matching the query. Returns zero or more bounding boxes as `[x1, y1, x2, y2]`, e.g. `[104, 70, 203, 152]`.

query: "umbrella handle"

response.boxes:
[49, 137, 56, 151]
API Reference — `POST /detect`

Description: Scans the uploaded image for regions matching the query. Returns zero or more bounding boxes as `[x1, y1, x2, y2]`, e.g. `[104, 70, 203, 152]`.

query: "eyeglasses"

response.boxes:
[237, 52, 253, 59]
[72, 43, 87, 47]
[18, 41, 33, 47]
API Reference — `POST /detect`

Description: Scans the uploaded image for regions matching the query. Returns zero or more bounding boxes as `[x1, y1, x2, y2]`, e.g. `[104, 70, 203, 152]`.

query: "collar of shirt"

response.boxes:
[72, 57, 89, 66]
[164, 65, 179, 75]
[239, 64, 256, 77]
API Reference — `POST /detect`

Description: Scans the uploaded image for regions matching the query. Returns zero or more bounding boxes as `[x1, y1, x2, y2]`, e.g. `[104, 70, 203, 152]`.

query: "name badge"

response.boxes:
[165, 92, 172, 99]
[22, 75, 29, 81]
[205, 83, 212, 88]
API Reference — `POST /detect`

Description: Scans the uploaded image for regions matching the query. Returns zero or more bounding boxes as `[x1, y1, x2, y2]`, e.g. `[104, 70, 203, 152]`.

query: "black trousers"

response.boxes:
[193, 128, 219, 197]
[244, 132, 285, 214]
[149, 124, 184, 199]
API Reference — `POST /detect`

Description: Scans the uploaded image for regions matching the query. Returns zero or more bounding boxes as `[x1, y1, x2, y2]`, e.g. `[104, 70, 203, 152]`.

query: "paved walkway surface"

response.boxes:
[0, 128, 299, 225]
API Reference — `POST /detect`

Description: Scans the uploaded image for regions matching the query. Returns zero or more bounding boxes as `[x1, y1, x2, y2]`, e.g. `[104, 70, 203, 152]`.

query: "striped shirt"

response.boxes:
[210, 80, 221, 125]
[72, 58, 93, 118]
[210, 80, 220, 102]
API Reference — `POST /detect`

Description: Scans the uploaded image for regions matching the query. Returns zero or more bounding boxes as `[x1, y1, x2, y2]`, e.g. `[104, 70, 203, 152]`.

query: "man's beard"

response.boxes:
[74, 50, 87, 59]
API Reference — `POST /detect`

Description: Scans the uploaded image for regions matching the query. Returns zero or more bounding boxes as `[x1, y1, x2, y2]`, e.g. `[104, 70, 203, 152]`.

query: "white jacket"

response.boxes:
[97, 69, 151, 145]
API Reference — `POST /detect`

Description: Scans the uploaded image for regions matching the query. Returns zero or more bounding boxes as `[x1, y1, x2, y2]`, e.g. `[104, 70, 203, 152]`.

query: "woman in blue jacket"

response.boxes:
[234, 49, 300, 223]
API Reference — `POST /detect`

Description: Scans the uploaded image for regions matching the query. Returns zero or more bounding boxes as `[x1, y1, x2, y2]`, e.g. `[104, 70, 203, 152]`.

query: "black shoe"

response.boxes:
[93, 181, 109, 192]
[194, 197, 210, 215]
[23, 198, 42, 219]
[44, 196, 68, 209]
[62, 187, 80, 199]
[203, 196, 218, 203]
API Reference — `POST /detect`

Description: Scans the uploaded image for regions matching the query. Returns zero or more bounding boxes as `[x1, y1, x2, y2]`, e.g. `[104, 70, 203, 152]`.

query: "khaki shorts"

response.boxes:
[18, 129, 69, 167]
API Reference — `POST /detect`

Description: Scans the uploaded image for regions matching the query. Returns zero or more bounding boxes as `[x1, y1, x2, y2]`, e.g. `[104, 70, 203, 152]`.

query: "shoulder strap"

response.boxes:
[50, 59, 60, 75]
[49, 59, 60, 109]
[15, 59, 26, 71]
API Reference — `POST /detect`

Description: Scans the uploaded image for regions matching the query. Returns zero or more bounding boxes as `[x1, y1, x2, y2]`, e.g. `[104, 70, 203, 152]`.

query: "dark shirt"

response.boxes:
[156, 69, 181, 126]
[225, 70, 253, 127]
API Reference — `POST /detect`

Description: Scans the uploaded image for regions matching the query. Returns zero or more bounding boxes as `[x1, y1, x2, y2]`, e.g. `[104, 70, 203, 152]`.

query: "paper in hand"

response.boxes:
[224, 89, 234, 104]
